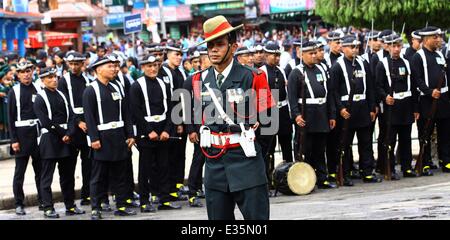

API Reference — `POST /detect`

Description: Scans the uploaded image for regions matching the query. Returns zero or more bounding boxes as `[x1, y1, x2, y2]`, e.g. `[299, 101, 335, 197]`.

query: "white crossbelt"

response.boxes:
[298, 97, 327, 105]
[15, 119, 39, 127]
[210, 133, 241, 146]
[41, 124, 68, 134]
[97, 121, 124, 131]
[277, 99, 288, 108]
[341, 94, 366, 101]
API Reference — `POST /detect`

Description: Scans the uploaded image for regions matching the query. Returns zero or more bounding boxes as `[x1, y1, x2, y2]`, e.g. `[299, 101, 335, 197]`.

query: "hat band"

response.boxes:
[205, 21, 232, 39]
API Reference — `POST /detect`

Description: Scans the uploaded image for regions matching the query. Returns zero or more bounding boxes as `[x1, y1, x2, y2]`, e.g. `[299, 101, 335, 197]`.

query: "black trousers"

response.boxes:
[125, 154, 135, 199]
[187, 143, 205, 198]
[417, 117, 450, 165]
[304, 132, 328, 182]
[13, 150, 42, 207]
[326, 128, 339, 175]
[40, 157, 76, 210]
[70, 145, 91, 199]
[379, 124, 413, 172]
[257, 134, 275, 185]
[168, 134, 187, 193]
[90, 159, 128, 210]
[343, 126, 374, 177]
[205, 184, 269, 220]
[376, 115, 386, 171]
[138, 143, 171, 204]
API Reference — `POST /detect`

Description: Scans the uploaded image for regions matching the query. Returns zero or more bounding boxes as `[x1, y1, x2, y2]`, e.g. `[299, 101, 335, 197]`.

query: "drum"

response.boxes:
[272, 161, 316, 195]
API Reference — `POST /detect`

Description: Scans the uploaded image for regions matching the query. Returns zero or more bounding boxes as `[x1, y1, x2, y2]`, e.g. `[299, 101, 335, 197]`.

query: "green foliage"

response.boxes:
[315, 0, 450, 31]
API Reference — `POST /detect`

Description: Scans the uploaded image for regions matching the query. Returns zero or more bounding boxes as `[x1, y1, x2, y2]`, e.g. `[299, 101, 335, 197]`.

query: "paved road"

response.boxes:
[1, 169, 449, 220]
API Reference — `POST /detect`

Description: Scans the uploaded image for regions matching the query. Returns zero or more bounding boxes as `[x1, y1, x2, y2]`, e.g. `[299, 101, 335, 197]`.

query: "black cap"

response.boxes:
[90, 54, 120, 70]
[140, 54, 159, 65]
[327, 31, 344, 41]
[418, 26, 442, 36]
[254, 44, 264, 52]
[38, 67, 57, 78]
[145, 43, 165, 53]
[411, 30, 421, 39]
[383, 33, 402, 44]
[301, 41, 317, 52]
[235, 47, 251, 56]
[64, 51, 86, 62]
[341, 35, 361, 46]
[165, 43, 182, 53]
[263, 42, 281, 54]
[312, 40, 325, 48]
[16, 61, 34, 71]
[36, 49, 48, 60]
[379, 30, 394, 42]
[365, 31, 380, 41]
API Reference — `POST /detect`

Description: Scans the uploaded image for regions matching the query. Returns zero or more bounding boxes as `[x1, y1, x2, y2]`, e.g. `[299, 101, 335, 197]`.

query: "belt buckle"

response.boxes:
[399, 93, 404, 97]
[318, 98, 324, 104]
[277, 102, 283, 108]
[111, 122, 117, 128]
[154, 115, 160, 121]
[355, 95, 360, 100]
[29, 120, 34, 125]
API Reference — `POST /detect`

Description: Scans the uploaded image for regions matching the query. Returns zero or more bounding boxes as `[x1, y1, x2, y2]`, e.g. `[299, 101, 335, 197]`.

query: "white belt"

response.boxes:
[298, 97, 327, 105]
[73, 107, 84, 115]
[144, 114, 166, 123]
[15, 119, 39, 127]
[393, 91, 412, 100]
[420, 86, 448, 95]
[277, 100, 288, 108]
[41, 123, 68, 134]
[211, 133, 240, 146]
[341, 94, 366, 102]
[97, 121, 124, 131]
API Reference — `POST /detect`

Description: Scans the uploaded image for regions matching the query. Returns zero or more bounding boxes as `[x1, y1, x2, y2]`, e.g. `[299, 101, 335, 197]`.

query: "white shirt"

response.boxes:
[213, 59, 234, 85]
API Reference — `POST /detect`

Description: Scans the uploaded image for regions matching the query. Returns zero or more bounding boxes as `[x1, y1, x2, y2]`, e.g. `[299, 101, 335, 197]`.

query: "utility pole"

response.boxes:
[158, 0, 167, 39]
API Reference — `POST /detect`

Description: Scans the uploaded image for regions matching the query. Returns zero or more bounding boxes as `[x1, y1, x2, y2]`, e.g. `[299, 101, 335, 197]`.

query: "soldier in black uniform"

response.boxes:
[284, 41, 302, 79]
[330, 35, 381, 186]
[235, 47, 254, 67]
[324, 31, 344, 68]
[376, 34, 419, 179]
[253, 44, 265, 69]
[362, 31, 381, 63]
[184, 15, 274, 220]
[82, 55, 136, 220]
[164, 44, 189, 200]
[288, 41, 337, 189]
[34, 67, 85, 218]
[8, 61, 43, 215]
[58, 52, 92, 206]
[259, 43, 293, 187]
[130, 54, 182, 211]
[402, 30, 422, 61]
[411, 26, 450, 174]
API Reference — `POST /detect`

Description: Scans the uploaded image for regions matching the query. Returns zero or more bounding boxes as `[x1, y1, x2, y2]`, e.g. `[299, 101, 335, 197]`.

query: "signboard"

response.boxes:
[132, 5, 191, 23]
[124, 13, 142, 34]
[269, 0, 314, 13]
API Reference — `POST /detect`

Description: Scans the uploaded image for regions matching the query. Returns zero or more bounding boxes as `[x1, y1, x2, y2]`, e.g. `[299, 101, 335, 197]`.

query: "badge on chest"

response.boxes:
[316, 73, 324, 82]
[111, 92, 122, 101]
[355, 70, 365, 78]
[227, 88, 244, 104]
[399, 67, 406, 76]
[436, 57, 445, 65]
[32, 94, 37, 102]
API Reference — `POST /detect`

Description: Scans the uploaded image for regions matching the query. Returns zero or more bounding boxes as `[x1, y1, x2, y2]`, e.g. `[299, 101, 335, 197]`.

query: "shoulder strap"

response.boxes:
[91, 81, 104, 124]
[13, 85, 21, 121]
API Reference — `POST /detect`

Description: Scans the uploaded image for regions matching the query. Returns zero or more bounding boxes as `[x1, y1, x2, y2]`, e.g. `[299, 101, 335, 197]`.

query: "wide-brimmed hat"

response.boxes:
[196, 15, 243, 46]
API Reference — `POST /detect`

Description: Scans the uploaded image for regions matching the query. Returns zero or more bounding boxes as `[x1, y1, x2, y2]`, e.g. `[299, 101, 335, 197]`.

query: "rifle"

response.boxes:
[415, 66, 447, 176]
[295, 29, 306, 162]
[337, 55, 358, 186]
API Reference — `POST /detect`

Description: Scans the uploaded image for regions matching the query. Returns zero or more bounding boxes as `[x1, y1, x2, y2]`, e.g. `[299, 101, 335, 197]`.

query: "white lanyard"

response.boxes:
[64, 72, 90, 114]
[418, 49, 447, 88]
[337, 56, 366, 96]
[381, 57, 411, 91]
[137, 76, 167, 120]
[13, 83, 41, 121]
[91, 81, 122, 125]
[39, 89, 70, 123]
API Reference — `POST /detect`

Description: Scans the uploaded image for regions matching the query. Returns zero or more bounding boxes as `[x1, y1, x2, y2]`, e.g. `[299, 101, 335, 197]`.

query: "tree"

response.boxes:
[315, 0, 450, 32]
